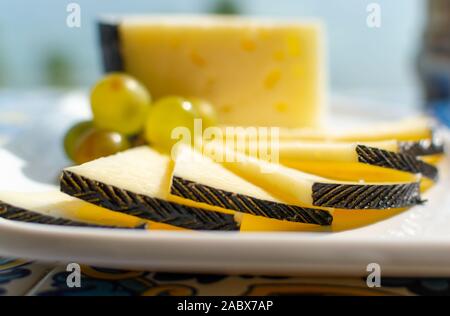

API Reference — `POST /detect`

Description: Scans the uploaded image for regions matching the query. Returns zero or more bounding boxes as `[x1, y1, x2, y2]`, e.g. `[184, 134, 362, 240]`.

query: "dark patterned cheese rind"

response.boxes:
[356, 145, 438, 181]
[171, 176, 333, 226]
[60, 171, 240, 231]
[0, 201, 146, 229]
[98, 22, 123, 72]
[312, 182, 422, 209]
[398, 139, 445, 157]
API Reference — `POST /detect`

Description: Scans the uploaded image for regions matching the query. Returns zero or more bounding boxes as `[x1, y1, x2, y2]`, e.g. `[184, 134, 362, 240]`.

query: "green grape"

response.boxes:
[145, 96, 199, 151]
[189, 98, 218, 128]
[73, 129, 131, 164]
[90, 72, 152, 135]
[63, 120, 94, 161]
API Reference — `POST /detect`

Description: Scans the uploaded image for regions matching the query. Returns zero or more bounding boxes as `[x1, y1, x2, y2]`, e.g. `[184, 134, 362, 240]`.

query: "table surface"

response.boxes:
[0, 90, 449, 296]
[3, 257, 450, 296]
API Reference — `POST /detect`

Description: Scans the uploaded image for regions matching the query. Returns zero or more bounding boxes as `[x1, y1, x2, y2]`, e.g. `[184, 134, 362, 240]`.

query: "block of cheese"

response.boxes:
[99, 15, 326, 127]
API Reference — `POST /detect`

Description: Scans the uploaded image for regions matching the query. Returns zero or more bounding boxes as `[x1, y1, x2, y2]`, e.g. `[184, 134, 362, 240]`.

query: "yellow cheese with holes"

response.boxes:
[101, 15, 326, 127]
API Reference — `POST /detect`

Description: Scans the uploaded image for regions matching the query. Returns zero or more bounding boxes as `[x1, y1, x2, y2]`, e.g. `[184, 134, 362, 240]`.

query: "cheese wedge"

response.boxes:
[171, 146, 333, 226]
[61, 147, 240, 231]
[231, 139, 438, 181]
[99, 15, 325, 128]
[281, 143, 437, 181]
[0, 190, 149, 229]
[221, 117, 444, 154]
[276, 117, 435, 142]
[202, 143, 423, 210]
[225, 133, 444, 159]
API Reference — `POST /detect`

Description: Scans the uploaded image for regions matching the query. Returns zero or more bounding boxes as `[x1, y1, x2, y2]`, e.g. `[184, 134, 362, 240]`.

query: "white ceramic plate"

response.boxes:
[0, 91, 449, 276]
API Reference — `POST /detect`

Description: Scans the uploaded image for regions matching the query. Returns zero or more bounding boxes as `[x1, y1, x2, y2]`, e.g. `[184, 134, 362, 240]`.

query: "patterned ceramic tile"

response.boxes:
[26, 263, 422, 296]
[1, 255, 449, 296]
[0, 258, 51, 296]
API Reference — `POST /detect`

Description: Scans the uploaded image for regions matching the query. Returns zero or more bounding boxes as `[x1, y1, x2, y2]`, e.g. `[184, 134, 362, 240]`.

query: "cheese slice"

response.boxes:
[171, 146, 333, 226]
[280, 142, 437, 181]
[0, 190, 150, 229]
[202, 143, 423, 210]
[61, 146, 240, 231]
[223, 129, 444, 159]
[221, 117, 444, 155]
[99, 15, 325, 128]
[275, 117, 435, 142]
[228, 139, 437, 181]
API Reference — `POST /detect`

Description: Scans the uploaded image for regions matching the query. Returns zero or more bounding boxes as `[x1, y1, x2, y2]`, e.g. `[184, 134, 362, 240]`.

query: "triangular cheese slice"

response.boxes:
[202, 142, 423, 210]
[61, 147, 240, 231]
[0, 190, 148, 229]
[171, 146, 333, 226]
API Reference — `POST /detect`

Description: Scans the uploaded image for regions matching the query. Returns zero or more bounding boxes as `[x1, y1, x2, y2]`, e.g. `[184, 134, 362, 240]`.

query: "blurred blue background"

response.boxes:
[0, 0, 435, 107]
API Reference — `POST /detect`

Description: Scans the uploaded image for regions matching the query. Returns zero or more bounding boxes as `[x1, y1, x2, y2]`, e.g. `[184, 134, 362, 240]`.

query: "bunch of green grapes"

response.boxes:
[63, 73, 151, 164]
[63, 72, 219, 164]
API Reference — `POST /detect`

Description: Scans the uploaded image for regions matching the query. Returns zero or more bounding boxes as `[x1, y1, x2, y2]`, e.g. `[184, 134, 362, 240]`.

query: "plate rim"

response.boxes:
[2, 218, 450, 276]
